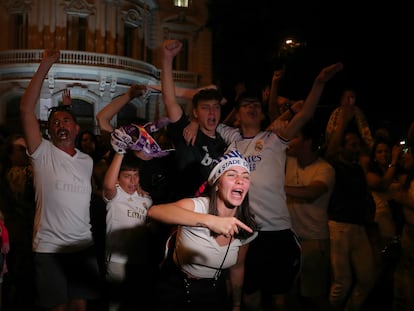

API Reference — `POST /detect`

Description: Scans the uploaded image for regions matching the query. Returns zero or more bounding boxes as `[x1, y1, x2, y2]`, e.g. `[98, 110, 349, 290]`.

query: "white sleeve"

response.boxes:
[216, 123, 242, 145]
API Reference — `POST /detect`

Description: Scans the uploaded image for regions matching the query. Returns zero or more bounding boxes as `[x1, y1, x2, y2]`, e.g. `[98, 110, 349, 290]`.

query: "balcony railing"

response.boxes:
[0, 50, 199, 86]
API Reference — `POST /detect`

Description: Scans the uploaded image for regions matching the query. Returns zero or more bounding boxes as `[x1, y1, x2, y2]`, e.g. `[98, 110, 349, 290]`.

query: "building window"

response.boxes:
[122, 9, 144, 59]
[123, 25, 138, 58]
[66, 15, 88, 51]
[12, 14, 28, 49]
[70, 98, 94, 132]
[173, 39, 188, 71]
[174, 0, 189, 8]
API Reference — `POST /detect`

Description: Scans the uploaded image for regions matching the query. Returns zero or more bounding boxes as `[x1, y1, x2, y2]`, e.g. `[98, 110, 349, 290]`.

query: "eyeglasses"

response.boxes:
[239, 100, 261, 108]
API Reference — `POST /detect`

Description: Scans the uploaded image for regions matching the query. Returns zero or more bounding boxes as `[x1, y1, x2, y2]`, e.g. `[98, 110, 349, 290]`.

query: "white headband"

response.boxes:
[208, 150, 250, 185]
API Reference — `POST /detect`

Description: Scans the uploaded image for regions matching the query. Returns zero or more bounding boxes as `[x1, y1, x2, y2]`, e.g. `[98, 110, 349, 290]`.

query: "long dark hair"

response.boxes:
[203, 182, 259, 239]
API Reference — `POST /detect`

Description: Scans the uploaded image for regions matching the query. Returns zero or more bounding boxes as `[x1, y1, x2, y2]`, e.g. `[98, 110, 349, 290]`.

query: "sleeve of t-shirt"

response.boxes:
[167, 112, 190, 143]
[216, 123, 241, 145]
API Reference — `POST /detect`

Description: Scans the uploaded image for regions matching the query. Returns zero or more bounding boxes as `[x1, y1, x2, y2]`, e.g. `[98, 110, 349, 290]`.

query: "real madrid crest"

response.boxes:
[255, 140, 263, 152]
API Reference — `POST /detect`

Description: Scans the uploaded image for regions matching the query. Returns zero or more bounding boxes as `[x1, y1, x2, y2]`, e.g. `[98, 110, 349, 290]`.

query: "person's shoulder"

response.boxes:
[138, 193, 153, 205]
[30, 138, 51, 157]
[315, 156, 333, 166]
[168, 111, 189, 127]
[314, 158, 336, 177]
[76, 149, 94, 162]
[192, 196, 209, 212]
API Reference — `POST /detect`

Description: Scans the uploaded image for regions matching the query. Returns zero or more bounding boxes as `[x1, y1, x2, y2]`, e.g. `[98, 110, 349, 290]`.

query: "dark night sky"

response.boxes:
[208, 0, 412, 139]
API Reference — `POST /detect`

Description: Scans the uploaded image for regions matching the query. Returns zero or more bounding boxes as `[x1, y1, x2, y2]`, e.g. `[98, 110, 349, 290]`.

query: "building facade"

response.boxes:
[0, 0, 212, 135]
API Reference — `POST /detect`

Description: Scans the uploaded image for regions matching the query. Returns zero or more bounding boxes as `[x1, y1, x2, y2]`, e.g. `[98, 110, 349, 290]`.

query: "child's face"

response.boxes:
[118, 170, 140, 195]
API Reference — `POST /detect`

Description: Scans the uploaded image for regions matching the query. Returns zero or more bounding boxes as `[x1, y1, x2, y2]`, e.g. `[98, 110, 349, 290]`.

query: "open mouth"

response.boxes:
[57, 130, 69, 139]
[231, 188, 244, 198]
[207, 118, 217, 125]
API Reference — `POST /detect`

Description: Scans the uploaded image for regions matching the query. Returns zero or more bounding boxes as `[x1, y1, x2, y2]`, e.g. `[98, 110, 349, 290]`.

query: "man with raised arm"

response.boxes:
[20, 49, 101, 311]
[161, 39, 227, 199]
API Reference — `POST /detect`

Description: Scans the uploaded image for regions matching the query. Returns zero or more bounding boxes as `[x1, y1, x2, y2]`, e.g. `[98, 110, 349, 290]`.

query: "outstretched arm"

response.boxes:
[20, 49, 60, 154]
[268, 68, 285, 121]
[102, 152, 123, 200]
[161, 40, 185, 123]
[148, 199, 253, 237]
[148, 84, 225, 103]
[277, 62, 344, 140]
[96, 84, 146, 133]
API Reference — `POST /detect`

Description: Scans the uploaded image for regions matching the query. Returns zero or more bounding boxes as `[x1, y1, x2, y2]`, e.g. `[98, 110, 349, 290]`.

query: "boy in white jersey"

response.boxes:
[103, 149, 154, 310]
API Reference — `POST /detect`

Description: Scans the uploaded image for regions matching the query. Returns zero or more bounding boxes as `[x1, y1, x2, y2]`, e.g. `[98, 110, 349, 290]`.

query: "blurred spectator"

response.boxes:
[285, 120, 334, 310]
[324, 103, 376, 310]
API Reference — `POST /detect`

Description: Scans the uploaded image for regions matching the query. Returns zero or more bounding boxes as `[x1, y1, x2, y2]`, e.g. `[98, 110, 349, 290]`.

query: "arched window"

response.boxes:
[70, 98, 94, 132]
[117, 103, 147, 127]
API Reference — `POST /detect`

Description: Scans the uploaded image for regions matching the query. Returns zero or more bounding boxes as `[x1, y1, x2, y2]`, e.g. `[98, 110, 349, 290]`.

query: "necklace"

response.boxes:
[212, 236, 232, 286]
[176, 235, 232, 286]
[238, 134, 259, 156]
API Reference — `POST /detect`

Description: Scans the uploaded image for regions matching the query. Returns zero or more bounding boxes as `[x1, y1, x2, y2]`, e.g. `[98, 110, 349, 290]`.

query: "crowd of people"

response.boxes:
[0, 40, 413, 311]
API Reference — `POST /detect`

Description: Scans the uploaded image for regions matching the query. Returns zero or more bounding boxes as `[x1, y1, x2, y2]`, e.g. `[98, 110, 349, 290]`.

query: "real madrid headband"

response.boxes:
[208, 150, 250, 185]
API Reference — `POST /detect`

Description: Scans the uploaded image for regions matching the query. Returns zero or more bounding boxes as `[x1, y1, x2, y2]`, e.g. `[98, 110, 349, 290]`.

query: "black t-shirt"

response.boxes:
[167, 114, 227, 200]
[328, 159, 375, 225]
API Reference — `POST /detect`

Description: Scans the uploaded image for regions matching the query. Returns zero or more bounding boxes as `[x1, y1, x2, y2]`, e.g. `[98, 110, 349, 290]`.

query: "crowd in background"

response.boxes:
[0, 41, 413, 311]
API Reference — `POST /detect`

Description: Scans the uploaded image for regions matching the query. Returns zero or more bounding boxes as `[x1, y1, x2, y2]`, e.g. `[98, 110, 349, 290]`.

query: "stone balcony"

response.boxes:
[0, 50, 200, 133]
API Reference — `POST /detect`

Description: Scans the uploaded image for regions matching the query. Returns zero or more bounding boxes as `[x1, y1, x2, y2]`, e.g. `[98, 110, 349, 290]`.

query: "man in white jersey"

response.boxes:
[20, 49, 101, 311]
[285, 119, 335, 310]
[216, 62, 343, 310]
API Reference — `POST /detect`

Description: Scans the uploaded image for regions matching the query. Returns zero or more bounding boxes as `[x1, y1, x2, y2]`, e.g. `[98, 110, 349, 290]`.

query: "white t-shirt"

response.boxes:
[176, 196, 257, 278]
[104, 184, 152, 264]
[217, 124, 291, 231]
[285, 156, 335, 240]
[30, 139, 94, 253]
